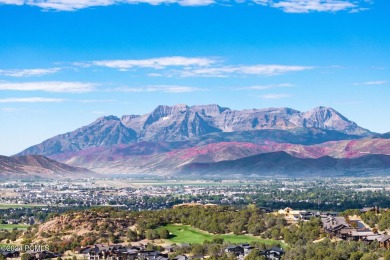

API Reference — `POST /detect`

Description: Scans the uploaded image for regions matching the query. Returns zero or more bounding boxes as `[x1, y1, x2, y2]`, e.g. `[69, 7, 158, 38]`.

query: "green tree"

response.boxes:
[211, 237, 224, 244]
[244, 249, 266, 260]
[360, 252, 378, 260]
[127, 229, 138, 241]
[191, 244, 205, 256]
[349, 251, 363, 260]
[384, 250, 390, 260]
[158, 228, 169, 239]
[145, 229, 159, 240]
[21, 254, 34, 260]
[207, 244, 221, 256]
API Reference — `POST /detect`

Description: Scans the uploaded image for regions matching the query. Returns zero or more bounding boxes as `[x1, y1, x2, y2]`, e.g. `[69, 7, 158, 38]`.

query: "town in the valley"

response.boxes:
[1, 177, 390, 260]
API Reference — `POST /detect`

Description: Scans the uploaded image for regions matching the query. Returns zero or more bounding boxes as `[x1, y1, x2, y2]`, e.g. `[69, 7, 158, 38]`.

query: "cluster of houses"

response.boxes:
[73, 243, 284, 260]
[0, 250, 61, 260]
[0, 243, 289, 260]
[5, 216, 35, 225]
[172, 203, 218, 208]
[278, 206, 390, 248]
[277, 207, 338, 223]
[321, 215, 390, 248]
[25, 250, 61, 260]
[0, 250, 20, 259]
[224, 244, 284, 260]
[0, 180, 256, 211]
[77, 244, 170, 260]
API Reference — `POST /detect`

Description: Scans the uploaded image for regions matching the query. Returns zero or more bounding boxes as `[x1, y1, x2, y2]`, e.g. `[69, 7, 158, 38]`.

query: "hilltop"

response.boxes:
[0, 155, 96, 179]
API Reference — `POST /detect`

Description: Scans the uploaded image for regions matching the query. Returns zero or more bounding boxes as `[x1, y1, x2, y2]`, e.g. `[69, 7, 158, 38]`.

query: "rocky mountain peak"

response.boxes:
[191, 104, 230, 116]
[121, 114, 140, 121]
[309, 106, 348, 120]
[288, 106, 369, 136]
[150, 104, 189, 117]
[173, 104, 189, 112]
[261, 107, 300, 115]
[94, 115, 120, 123]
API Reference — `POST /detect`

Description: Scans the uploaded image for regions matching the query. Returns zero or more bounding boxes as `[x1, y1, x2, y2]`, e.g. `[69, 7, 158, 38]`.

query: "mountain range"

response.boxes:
[18, 105, 371, 156]
[13, 104, 390, 177]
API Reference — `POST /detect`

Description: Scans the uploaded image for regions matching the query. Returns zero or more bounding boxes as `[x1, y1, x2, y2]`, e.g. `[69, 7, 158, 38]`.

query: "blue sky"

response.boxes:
[0, 0, 389, 155]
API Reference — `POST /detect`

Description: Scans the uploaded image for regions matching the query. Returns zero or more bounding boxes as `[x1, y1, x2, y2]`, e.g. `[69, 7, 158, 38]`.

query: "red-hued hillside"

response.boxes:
[49, 138, 390, 174]
[0, 155, 96, 179]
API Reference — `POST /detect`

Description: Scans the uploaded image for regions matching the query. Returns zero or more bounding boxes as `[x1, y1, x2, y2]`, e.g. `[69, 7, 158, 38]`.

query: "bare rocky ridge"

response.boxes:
[0, 155, 95, 178]
[19, 115, 137, 156]
[289, 106, 368, 136]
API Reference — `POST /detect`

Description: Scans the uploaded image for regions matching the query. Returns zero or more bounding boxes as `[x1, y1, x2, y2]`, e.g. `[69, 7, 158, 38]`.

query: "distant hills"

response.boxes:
[180, 152, 390, 176]
[47, 139, 390, 175]
[381, 132, 390, 139]
[14, 104, 390, 177]
[0, 155, 96, 179]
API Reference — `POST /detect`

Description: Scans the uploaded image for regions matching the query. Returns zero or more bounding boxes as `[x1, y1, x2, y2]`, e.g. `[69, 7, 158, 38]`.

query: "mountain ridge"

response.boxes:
[0, 155, 96, 179]
[18, 104, 373, 157]
[15, 104, 388, 177]
[179, 151, 390, 176]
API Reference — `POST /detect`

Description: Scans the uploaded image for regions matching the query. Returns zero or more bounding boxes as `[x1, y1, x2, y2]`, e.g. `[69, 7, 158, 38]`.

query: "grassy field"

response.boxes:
[0, 203, 46, 209]
[0, 224, 29, 230]
[164, 224, 285, 247]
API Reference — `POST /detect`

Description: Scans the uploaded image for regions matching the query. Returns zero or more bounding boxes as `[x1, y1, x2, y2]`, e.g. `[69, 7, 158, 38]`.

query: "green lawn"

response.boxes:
[0, 224, 29, 230]
[163, 224, 285, 247]
[0, 203, 46, 209]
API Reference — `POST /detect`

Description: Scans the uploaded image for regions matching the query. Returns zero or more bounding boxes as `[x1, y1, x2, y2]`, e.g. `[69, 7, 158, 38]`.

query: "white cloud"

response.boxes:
[26, 0, 117, 11]
[177, 65, 313, 77]
[82, 56, 312, 77]
[269, 0, 367, 13]
[26, 0, 215, 10]
[178, 0, 214, 6]
[0, 0, 24, 4]
[260, 93, 291, 99]
[0, 81, 97, 93]
[236, 83, 294, 90]
[0, 0, 372, 11]
[0, 97, 65, 103]
[0, 68, 61, 77]
[252, 0, 267, 5]
[115, 85, 202, 93]
[354, 80, 387, 86]
[88, 56, 216, 70]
